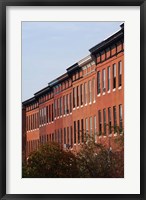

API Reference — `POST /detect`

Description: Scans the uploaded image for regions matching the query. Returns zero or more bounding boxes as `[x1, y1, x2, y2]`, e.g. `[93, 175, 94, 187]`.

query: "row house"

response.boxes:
[22, 23, 124, 158]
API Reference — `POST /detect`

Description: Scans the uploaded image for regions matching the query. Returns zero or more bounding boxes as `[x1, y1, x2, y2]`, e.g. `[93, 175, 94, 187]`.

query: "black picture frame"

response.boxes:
[0, 0, 145, 199]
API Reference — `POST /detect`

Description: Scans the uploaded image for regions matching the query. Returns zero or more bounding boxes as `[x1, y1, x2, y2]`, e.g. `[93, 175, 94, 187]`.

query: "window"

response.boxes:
[108, 107, 112, 134]
[113, 64, 116, 89]
[98, 110, 102, 135]
[81, 119, 84, 143]
[26, 116, 28, 131]
[113, 106, 117, 132]
[92, 78, 95, 102]
[94, 116, 97, 141]
[70, 93, 72, 112]
[57, 98, 60, 116]
[80, 84, 83, 105]
[119, 104, 123, 131]
[77, 120, 80, 143]
[39, 110, 41, 126]
[52, 104, 54, 121]
[88, 80, 92, 103]
[60, 97, 62, 115]
[37, 112, 39, 128]
[70, 126, 73, 147]
[48, 105, 51, 122]
[54, 99, 57, 117]
[102, 69, 106, 92]
[68, 127, 71, 146]
[66, 94, 69, 114]
[67, 127, 69, 145]
[97, 71, 101, 94]
[63, 96, 66, 114]
[108, 66, 110, 91]
[46, 106, 48, 123]
[77, 86, 79, 107]
[103, 109, 106, 135]
[118, 61, 122, 87]
[64, 128, 66, 145]
[85, 118, 88, 138]
[74, 121, 76, 144]
[73, 87, 76, 108]
[89, 117, 92, 136]
[84, 82, 87, 105]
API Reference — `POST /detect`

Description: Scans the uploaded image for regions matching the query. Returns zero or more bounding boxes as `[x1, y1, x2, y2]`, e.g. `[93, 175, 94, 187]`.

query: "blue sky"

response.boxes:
[22, 21, 122, 101]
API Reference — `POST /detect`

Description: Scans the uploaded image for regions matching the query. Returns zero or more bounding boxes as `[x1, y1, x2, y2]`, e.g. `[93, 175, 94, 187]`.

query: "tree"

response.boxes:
[76, 127, 124, 178]
[23, 142, 79, 178]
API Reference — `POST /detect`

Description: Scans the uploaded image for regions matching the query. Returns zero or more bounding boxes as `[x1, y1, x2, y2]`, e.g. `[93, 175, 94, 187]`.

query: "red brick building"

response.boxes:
[22, 24, 124, 159]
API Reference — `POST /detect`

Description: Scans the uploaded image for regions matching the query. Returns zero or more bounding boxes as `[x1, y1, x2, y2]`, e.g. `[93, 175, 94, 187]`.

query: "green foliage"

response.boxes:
[23, 126, 124, 178]
[76, 128, 124, 178]
[23, 142, 79, 178]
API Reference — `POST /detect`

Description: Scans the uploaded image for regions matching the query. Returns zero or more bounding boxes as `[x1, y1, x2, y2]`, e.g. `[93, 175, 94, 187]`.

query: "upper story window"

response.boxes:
[102, 69, 106, 93]
[108, 66, 111, 91]
[73, 87, 76, 108]
[88, 80, 92, 103]
[92, 78, 95, 102]
[97, 71, 101, 94]
[113, 64, 116, 89]
[84, 82, 87, 105]
[80, 84, 83, 106]
[77, 86, 79, 107]
[118, 61, 122, 87]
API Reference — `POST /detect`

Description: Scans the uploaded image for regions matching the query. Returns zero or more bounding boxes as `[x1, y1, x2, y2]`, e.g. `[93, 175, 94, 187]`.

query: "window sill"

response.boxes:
[107, 90, 110, 93]
[81, 105, 83, 107]
[85, 103, 87, 106]
[89, 102, 92, 105]
[77, 106, 79, 109]
[118, 86, 122, 90]
[93, 100, 96, 103]
[97, 94, 100, 97]
[113, 88, 116, 92]
[102, 92, 105, 95]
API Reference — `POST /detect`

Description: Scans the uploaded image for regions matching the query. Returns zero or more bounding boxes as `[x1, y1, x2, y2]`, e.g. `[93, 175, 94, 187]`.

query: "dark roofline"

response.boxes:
[34, 85, 50, 97]
[66, 63, 80, 74]
[22, 97, 36, 106]
[89, 23, 124, 55]
[48, 72, 68, 87]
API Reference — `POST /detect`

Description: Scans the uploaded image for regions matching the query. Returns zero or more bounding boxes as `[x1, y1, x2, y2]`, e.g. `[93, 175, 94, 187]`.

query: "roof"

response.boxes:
[89, 23, 124, 54]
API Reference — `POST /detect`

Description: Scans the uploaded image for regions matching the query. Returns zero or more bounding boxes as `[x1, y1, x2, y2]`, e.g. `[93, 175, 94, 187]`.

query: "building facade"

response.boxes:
[22, 24, 124, 159]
